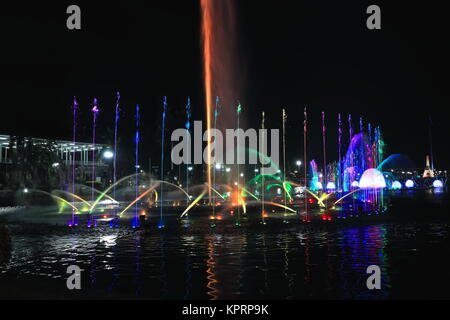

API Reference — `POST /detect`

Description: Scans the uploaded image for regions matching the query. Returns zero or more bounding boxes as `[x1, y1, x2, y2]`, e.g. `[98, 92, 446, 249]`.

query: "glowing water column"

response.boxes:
[132, 104, 140, 228]
[113, 92, 120, 212]
[70, 97, 78, 227]
[89, 98, 100, 227]
[159, 97, 168, 229]
[185, 97, 191, 204]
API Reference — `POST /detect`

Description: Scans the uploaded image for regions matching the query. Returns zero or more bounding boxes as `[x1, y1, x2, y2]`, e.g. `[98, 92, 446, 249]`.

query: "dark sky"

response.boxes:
[0, 1, 449, 170]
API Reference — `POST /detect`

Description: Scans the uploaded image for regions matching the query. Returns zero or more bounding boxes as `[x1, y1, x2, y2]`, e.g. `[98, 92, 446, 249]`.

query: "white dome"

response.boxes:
[359, 169, 387, 189]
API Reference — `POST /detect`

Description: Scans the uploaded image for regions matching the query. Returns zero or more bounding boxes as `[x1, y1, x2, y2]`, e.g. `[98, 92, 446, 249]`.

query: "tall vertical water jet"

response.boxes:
[321, 112, 327, 188]
[303, 107, 308, 221]
[70, 97, 78, 227]
[200, 0, 241, 204]
[235, 101, 242, 227]
[211, 96, 219, 225]
[261, 111, 266, 225]
[133, 104, 140, 228]
[113, 92, 120, 212]
[89, 98, 99, 227]
[185, 97, 191, 204]
[282, 109, 288, 223]
[338, 113, 342, 192]
[159, 97, 168, 229]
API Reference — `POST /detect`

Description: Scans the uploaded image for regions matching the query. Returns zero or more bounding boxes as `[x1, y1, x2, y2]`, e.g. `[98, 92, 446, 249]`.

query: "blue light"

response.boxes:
[392, 181, 402, 190]
[405, 179, 414, 188]
[433, 180, 444, 188]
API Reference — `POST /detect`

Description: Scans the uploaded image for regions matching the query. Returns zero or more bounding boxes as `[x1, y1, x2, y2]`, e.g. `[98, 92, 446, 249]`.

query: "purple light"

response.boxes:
[359, 168, 387, 189]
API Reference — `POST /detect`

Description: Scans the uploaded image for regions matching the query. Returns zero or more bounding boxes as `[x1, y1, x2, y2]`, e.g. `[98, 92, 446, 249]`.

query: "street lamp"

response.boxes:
[296, 160, 302, 167]
[103, 150, 114, 159]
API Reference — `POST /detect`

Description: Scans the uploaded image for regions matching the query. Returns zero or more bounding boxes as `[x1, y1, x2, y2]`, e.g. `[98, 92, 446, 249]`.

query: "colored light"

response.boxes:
[391, 181, 402, 190]
[405, 179, 414, 188]
[351, 181, 359, 188]
[315, 181, 323, 190]
[433, 180, 444, 188]
[326, 182, 336, 190]
[359, 168, 387, 189]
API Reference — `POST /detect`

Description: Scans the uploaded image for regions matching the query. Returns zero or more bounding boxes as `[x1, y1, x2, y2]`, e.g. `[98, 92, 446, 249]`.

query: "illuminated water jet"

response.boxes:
[359, 169, 387, 189]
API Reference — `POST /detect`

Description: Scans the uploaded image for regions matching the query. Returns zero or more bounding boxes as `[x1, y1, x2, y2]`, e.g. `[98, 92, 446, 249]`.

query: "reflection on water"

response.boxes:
[1, 220, 449, 299]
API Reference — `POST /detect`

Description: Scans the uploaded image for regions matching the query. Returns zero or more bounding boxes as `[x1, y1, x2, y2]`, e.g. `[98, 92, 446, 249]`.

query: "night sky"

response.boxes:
[0, 1, 449, 171]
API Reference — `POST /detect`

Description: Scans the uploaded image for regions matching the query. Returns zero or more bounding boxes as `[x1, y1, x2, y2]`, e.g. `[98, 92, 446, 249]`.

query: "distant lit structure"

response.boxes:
[422, 155, 435, 178]
[0, 134, 112, 185]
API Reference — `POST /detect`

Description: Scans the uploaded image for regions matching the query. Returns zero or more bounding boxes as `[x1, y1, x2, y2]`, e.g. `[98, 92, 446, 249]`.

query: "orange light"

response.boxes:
[140, 210, 146, 216]
[103, 215, 107, 219]
[209, 215, 215, 220]
[263, 212, 269, 218]
[217, 215, 223, 220]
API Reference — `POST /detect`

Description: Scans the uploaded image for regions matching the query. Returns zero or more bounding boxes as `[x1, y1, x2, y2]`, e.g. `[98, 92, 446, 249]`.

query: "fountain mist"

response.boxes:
[200, 0, 241, 203]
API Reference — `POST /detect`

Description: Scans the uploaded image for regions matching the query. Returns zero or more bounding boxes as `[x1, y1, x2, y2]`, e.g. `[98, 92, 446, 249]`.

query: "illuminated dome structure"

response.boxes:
[433, 180, 444, 188]
[391, 181, 402, 190]
[359, 169, 387, 189]
[405, 180, 414, 188]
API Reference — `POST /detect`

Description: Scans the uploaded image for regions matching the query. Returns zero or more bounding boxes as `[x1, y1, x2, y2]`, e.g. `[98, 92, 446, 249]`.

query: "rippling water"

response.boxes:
[1, 218, 450, 299]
